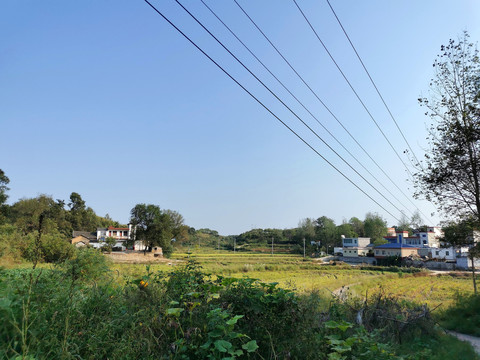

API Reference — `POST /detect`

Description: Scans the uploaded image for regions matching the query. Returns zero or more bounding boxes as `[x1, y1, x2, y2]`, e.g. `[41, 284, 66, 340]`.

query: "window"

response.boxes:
[354, 239, 357, 244]
[382, 251, 385, 255]
[446, 251, 449, 256]
[435, 251, 439, 255]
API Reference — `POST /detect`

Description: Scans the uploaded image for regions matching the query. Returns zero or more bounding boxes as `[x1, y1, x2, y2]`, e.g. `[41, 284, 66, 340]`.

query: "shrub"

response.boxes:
[61, 247, 111, 282]
[438, 293, 480, 336]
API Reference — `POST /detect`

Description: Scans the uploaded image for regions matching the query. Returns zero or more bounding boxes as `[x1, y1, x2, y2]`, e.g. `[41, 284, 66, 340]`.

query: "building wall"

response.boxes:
[374, 248, 418, 258]
[71, 236, 90, 247]
[343, 237, 370, 247]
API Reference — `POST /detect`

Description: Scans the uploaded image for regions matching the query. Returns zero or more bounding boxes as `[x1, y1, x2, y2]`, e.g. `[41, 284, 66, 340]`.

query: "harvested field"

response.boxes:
[104, 252, 183, 264]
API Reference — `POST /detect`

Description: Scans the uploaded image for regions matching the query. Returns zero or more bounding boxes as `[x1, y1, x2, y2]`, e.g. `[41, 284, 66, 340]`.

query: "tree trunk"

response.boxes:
[471, 255, 477, 295]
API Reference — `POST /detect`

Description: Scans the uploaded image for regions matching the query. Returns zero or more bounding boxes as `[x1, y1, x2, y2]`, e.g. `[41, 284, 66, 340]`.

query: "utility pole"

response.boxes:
[218, 237, 220, 251]
[303, 238, 306, 258]
[234, 238, 236, 253]
[271, 237, 274, 256]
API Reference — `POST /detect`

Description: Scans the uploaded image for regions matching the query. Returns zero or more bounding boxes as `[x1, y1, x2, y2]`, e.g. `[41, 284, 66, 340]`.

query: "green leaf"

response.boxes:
[332, 344, 351, 353]
[226, 315, 244, 325]
[214, 340, 232, 353]
[209, 329, 223, 338]
[166, 307, 184, 317]
[242, 340, 259, 353]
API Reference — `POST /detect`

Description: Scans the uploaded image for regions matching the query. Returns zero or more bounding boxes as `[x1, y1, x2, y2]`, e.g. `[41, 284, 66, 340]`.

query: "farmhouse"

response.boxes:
[374, 243, 420, 259]
[342, 247, 369, 257]
[71, 231, 97, 248]
[383, 227, 443, 248]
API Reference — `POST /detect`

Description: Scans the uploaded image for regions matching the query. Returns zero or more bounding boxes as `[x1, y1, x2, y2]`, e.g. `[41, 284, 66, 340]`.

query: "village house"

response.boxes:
[71, 225, 147, 251]
[340, 236, 371, 257]
[383, 227, 443, 248]
[374, 243, 420, 259]
[71, 231, 96, 248]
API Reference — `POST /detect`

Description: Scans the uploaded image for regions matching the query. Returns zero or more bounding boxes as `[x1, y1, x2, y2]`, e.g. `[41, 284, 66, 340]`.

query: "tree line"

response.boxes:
[0, 167, 431, 262]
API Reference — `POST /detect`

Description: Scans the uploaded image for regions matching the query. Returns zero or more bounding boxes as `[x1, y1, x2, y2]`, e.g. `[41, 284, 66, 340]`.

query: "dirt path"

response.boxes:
[447, 331, 480, 355]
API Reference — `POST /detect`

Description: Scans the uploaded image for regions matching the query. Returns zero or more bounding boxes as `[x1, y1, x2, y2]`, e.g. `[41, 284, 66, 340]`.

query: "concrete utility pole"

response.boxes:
[303, 238, 306, 258]
[234, 238, 236, 253]
[271, 237, 274, 256]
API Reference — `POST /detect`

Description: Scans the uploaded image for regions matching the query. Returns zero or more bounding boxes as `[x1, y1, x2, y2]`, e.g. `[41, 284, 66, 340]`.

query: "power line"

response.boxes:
[142, 0, 401, 222]
[173, 0, 405, 216]
[291, 0, 432, 223]
[325, 0, 421, 166]
[233, 0, 432, 224]
[199, 0, 415, 217]
[291, 0, 413, 178]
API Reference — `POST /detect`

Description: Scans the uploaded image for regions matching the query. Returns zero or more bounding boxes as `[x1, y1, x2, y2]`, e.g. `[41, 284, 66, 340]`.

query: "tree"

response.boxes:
[410, 210, 424, 230]
[129, 204, 175, 256]
[103, 236, 117, 253]
[0, 169, 10, 207]
[364, 212, 387, 245]
[396, 212, 411, 234]
[67, 192, 97, 231]
[298, 218, 316, 242]
[315, 216, 338, 248]
[349, 217, 364, 237]
[414, 32, 480, 224]
[442, 218, 480, 294]
[163, 209, 189, 243]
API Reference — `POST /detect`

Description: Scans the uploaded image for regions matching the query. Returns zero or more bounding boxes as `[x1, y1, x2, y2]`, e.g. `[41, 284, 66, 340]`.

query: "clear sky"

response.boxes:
[2, 1, 480, 235]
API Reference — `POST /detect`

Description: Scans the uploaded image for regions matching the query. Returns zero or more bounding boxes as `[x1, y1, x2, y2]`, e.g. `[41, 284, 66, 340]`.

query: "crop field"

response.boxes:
[112, 251, 477, 309]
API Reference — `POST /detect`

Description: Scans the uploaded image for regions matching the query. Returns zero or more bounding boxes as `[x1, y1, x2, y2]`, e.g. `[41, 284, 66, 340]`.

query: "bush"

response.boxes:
[438, 293, 480, 336]
[61, 247, 111, 282]
[0, 261, 476, 360]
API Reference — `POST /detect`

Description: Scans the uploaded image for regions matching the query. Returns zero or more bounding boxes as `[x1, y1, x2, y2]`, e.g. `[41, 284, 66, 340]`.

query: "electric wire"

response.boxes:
[173, 0, 405, 216]
[325, 0, 421, 166]
[142, 0, 401, 222]
[233, 0, 432, 224]
[291, 0, 413, 178]
[199, 0, 415, 217]
[292, 0, 433, 223]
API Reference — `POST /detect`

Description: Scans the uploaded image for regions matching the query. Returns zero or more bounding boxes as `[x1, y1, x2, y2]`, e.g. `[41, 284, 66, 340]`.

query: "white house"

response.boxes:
[342, 237, 371, 248]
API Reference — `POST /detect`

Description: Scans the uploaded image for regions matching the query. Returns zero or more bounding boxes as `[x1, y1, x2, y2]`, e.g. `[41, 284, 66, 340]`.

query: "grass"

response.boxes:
[113, 251, 477, 310]
[2, 248, 479, 358]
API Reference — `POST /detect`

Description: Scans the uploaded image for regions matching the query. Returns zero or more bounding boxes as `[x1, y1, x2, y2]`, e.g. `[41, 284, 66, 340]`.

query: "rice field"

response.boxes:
[112, 250, 477, 308]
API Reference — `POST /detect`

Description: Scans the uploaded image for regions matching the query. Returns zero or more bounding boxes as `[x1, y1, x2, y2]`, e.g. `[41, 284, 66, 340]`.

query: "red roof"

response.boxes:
[108, 226, 129, 230]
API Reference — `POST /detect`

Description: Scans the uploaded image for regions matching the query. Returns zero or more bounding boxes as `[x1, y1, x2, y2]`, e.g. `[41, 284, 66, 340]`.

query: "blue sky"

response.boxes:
[2, 1, 480, 235]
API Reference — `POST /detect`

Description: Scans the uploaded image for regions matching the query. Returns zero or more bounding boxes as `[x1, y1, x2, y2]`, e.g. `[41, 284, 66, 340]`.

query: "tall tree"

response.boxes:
[364, 212, 387, 245]
[315, 216, 338, 248]
[130, 204, 175, 256]
[396, 212, 411, 234]
[442, 218, 480, 294]
[410, 210, 424, 230]
[414, 32, 480, 224]
[349, 217, 364, 237]
[0, 169, 10, 207]
[67, 192, 97, 231]
[0, 169, 10, 224]
[298, 218, 316, 242]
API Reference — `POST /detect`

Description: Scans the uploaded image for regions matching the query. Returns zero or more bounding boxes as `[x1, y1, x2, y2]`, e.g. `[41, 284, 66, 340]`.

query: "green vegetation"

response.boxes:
[438, 293, 480, 336]
[1, 259, 477, 359]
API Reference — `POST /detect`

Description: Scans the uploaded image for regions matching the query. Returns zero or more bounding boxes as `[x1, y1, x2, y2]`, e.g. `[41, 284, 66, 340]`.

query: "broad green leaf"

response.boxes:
[226, 315, 244, 325]
[214, 340, 232, 353]
[242, 340, 259, 353]
[166, 307, 184, 317]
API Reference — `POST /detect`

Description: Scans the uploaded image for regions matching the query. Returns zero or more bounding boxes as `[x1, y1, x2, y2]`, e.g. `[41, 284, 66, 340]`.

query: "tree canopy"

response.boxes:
[415, 31, 480, 225]
[129, 204, 187, 256]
